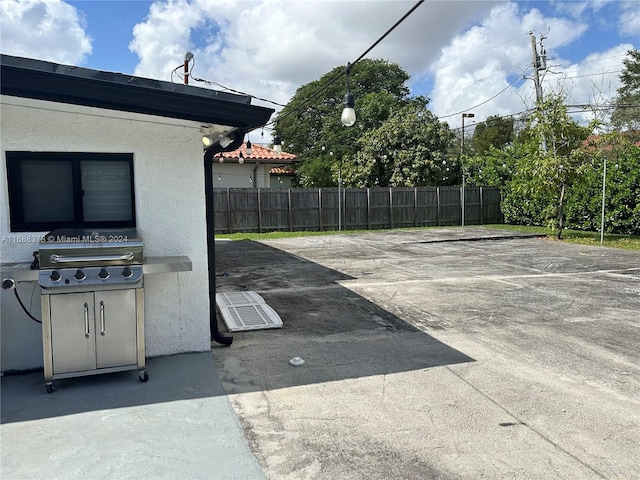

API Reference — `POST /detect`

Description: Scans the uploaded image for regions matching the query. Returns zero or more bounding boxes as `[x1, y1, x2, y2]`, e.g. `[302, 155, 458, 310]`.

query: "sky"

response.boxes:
[1, 0, 638, 137]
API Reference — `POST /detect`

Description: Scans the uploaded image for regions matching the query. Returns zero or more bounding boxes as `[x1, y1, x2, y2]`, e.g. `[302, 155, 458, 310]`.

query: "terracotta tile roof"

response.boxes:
[220, 143, 297, 163]
[269, 166, 296, 175]
[583, 133, 640, 150]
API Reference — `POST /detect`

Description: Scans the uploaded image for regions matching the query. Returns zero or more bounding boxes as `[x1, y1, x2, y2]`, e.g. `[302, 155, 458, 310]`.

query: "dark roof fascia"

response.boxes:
[0, 54, 274, 130]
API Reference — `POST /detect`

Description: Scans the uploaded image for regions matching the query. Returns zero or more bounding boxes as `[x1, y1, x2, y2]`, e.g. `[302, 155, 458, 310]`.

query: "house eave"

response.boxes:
[0, 54, 274, 130]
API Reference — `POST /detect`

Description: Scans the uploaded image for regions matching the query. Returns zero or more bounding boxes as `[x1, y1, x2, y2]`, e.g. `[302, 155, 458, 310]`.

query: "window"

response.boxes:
[6, 152, 136, 232]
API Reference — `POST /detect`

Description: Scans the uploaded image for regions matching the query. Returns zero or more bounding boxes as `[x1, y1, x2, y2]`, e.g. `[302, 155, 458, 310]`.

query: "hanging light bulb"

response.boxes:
[341, 62, 356, 127]
[341, 92, 356, 127]
[218, 154, 224, 163]
[202, 135, 213, 146]
[273, 136, 282, 154]
[246, 139, 252, 156]
[239, 152, 244, 164]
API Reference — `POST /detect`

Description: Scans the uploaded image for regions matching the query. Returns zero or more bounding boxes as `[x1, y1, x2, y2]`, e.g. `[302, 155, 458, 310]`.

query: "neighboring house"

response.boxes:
[269, 166, 296, 189]
[0, 54, 273, 372]
[214, 142, 297, 188]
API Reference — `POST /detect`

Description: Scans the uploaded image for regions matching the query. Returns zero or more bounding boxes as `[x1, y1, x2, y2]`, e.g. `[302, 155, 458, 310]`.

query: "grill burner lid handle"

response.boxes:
[50, 252, 134, 264]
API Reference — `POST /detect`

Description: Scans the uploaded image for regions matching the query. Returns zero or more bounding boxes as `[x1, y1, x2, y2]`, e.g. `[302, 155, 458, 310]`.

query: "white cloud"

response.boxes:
[128, 0, 500, 115]
[425, 2, 629, 128]
[542, 44, 631, 125]
[0, 0, 91, 64]
[619, 0, 640, 37]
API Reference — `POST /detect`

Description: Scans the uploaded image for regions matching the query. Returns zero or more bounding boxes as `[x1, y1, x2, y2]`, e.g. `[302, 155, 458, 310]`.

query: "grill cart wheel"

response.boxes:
[45, 382, 56, 394]
[139, 370, 149, 382]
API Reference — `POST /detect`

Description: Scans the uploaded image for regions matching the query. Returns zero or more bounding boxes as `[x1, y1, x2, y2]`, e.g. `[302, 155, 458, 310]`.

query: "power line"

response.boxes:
[439, 72, 527, 119]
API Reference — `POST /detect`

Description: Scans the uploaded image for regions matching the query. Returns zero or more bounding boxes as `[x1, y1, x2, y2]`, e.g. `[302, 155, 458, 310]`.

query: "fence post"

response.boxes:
[436, 187, 441, 226]
[367, 188, 371, 230]
[288, 189, 293, 231]
[257, 188, 262, 233]
[318, 188, 323, 231]
[227, 188, 232, 233]
[389, 187, 393, 229]
[480, 186, 484, 225]
[414, 187, 418, 227]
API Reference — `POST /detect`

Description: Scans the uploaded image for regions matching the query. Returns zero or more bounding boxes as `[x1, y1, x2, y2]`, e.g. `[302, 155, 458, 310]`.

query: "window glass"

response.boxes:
[21, 159, 75, 223]
[81, 160, 133, 222]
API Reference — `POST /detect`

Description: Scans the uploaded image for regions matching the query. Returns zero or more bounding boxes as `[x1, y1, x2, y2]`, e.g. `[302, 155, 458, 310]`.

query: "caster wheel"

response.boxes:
[139, 371, 149, 383]
[46, 383, 56, 394]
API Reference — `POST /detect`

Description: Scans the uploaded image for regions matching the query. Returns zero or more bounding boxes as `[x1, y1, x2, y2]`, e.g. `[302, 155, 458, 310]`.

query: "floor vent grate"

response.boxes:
[215, 291, 283, 332]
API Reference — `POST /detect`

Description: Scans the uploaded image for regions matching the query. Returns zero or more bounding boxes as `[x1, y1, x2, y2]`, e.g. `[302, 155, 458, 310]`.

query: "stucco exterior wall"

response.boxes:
[0, 95, 211, 371]
[212, 162, 271, 189]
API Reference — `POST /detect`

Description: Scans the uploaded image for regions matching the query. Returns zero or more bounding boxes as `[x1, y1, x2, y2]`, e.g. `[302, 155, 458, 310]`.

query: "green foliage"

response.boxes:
[342, 101, 455, 187]
[611, 49, 640, 134]
[472, 115, 515, 154]
[274, 59, 412, 187]
[565, 133, 640, 234]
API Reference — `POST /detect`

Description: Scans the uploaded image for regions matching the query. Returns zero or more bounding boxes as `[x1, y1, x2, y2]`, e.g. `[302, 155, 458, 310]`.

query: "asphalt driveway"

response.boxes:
[213, 227, 640, 480]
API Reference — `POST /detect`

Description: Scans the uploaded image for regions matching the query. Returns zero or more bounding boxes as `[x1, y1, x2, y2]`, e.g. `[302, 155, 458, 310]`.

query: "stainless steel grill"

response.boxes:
[38, 228, 147, 393]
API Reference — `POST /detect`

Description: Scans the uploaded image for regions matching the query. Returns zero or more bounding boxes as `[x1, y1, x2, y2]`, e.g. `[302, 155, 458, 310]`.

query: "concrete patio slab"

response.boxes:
[212, 227, 640, 480]
[1, 352, 265, 480]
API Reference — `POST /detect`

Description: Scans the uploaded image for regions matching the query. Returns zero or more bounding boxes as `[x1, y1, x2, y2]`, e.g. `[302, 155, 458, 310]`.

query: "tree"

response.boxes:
[503, 93, 591, 238]
[273, 59, 412, 187]
[472, 115, 515, 155]
[611, 49, 640, 136]
[341, 99, 455, 187]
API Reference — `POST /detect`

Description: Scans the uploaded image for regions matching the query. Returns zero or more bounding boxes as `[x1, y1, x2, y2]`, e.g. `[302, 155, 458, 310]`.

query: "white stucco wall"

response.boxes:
[1, 95, 213, 371]
[213, 162, 270, 188]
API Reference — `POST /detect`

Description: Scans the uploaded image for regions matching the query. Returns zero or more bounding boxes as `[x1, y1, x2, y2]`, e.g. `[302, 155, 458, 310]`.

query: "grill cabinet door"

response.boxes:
[94, 289, 137, 369]
[50, 292, 96, 374]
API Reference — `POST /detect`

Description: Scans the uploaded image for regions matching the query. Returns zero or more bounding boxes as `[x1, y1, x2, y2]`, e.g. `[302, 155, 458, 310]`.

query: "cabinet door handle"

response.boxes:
[84, 302, 90, 338]
[100, 301, 106, 336]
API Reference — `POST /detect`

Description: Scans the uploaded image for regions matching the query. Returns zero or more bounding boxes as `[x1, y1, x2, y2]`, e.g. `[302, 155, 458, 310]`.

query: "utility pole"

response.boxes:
[530, 32, 547, 151]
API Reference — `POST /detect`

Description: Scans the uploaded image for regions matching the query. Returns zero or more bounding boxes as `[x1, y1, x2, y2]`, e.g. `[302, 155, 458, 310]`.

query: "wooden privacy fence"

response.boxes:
[213, 186, 503, 234]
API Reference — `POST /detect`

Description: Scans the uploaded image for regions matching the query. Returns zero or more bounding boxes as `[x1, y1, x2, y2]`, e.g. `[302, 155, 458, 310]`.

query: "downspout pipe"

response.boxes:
[252, 162, 259, 188]
[204, 130, 244, 345]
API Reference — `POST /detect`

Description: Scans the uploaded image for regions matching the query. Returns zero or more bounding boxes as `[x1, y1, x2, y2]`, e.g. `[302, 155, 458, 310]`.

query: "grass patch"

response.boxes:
[216, 225, 640, 251]
[481, 224, 640, 251]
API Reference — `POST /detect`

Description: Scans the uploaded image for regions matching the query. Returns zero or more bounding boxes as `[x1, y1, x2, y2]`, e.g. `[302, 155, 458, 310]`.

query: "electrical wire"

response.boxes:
[439, 72, 527, 119]
[13, 288, 41, 324]
[266, 0, 425, 128]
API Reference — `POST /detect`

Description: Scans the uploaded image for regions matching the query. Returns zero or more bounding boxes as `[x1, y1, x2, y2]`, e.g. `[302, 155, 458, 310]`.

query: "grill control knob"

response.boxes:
[50, 271, 61, 282]
[74, 269, 86, 281]
[121, 267, 133, 279]
[98, 268, 110, 280]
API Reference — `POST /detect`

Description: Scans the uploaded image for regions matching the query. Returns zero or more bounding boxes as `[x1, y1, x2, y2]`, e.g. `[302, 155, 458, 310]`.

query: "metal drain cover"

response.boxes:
[215, 291, 283, 332]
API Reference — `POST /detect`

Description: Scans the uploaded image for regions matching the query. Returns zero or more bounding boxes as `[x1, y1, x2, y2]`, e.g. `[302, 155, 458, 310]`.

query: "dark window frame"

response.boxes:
[6, 152, 136, 232]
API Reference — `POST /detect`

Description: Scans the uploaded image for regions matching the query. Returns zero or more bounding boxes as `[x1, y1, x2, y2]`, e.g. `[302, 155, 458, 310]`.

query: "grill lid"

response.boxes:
[39, 228, 143, 268]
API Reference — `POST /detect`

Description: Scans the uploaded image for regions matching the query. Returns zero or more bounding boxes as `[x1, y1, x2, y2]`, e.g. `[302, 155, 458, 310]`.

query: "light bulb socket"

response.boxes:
[239, 152, 244, 164]
[273, 136, 282, 154]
